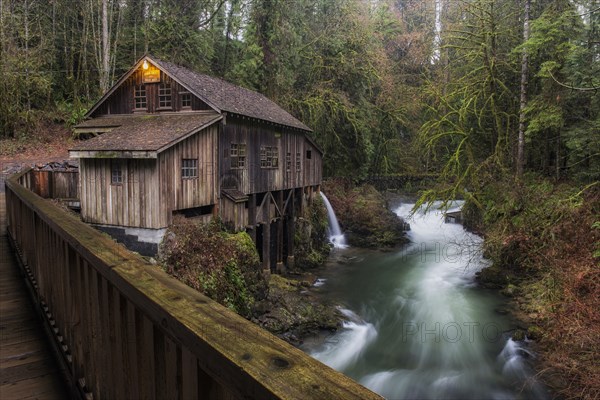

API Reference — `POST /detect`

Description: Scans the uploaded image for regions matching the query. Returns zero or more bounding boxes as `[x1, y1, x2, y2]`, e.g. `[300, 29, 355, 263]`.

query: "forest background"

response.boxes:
[2, 0, 598, 183]
[1, 0, 599, 398]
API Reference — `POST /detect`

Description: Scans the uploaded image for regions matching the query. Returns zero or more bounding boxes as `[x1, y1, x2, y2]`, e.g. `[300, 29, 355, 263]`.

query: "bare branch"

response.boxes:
[548, 70, 600, 92]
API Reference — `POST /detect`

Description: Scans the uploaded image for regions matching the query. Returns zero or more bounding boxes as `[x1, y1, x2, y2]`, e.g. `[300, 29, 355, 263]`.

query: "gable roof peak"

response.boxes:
[97, 54, 311, 132]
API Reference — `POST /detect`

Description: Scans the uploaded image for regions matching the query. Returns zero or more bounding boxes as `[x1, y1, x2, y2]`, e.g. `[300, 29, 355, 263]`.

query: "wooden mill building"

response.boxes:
[69, 55, 322, 271]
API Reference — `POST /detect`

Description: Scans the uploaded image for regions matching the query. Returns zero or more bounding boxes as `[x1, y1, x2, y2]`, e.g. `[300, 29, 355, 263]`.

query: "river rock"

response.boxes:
[512, 329, 526, 341]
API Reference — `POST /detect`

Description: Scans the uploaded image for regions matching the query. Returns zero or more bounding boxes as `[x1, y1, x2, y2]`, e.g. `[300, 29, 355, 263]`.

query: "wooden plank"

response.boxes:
[0, 357, 60, 384]
[181, 348, 198, 399]
[110, 288, 125, 397]
[0, 327, 47, 346]
[153, 331, 179, 400]
[136, 312, 155, 400]
[123, 300, 140, 400]
[0, 347, 52, 370]
[164, 336, 179, 400]
[0, 373, 65, 399]
[100, 277, 113, 400]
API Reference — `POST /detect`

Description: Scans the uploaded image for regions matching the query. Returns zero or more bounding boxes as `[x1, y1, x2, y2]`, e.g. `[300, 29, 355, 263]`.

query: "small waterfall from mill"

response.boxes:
[320, 192, 348, 249]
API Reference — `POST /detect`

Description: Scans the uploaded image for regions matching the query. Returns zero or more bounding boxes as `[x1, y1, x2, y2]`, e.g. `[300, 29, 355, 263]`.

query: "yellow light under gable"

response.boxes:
[142, 59, 149, 70]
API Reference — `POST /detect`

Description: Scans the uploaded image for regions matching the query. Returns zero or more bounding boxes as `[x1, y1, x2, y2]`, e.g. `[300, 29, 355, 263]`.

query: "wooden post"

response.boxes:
[262, 193, 271, 273]
[286, 191, 295, 269]
[276, 191, 285, 274]
[298, 188, 305, 216]
[248, 194, 256, 242]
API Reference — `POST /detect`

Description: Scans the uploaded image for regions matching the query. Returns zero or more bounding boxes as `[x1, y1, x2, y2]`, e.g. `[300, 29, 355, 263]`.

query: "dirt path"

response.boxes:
[1, 123, 74, 189]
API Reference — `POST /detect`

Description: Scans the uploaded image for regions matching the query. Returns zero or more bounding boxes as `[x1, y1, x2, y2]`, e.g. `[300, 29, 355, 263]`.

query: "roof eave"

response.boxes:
[69, 150, 158, 159]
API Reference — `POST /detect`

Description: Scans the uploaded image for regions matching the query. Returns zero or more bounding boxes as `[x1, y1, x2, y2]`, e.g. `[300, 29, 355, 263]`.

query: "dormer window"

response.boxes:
[159, 83, 172, 109]
[134, 84, 146, 110]
[181, 92, 192, 109]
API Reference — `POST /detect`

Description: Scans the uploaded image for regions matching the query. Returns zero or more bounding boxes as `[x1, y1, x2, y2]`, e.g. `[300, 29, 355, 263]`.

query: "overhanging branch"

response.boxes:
[549, 70, 600, 92]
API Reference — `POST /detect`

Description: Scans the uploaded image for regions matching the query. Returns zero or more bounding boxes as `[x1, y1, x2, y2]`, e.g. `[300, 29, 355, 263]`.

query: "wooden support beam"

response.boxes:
[270, 192, 282, 217]
[262, 196, 270, 273]
[282, 189, 294, 214]
[254, 192, 269, 224]
[286, 192, 295, 269]
[248, 194, 256, 242]
[276, 191, 285, 274]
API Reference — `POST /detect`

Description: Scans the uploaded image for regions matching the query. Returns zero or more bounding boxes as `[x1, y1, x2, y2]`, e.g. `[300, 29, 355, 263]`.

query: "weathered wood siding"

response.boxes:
[91, 66, 211, 116]
[79, 158, 164, 228]
[220, 198, 248, 231]
[303, 140, 323, 188]
[19, 170, 79, 199]
[158, 124, 218, 223]
[220, 116, 322, 194]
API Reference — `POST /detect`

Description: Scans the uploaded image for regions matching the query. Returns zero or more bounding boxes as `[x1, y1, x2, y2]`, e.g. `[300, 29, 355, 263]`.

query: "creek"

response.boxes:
[302, 200, 547, 399]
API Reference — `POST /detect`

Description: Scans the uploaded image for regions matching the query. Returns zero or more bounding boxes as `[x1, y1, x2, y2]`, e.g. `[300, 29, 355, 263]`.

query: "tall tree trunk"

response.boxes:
[24, 0, 31, 111]
[516, 0, 530, 179]
[100, 0, 110, 92]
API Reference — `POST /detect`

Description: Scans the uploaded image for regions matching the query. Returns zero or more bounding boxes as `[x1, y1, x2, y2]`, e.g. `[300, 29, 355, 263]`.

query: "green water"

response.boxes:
[304, 202, 546, 399]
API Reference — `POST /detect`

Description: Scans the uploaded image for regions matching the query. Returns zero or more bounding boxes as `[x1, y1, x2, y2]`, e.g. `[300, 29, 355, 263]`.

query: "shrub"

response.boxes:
[159, 217, 267, 317]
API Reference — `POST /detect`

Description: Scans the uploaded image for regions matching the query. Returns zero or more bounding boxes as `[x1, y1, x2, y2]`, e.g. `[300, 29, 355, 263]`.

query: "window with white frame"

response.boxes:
[159, 83, 172, 108]
[111, 161, 123, 184]
[181, 159, 198, 179]
[181, 91, 192, 108]
[260, 146, 279, 168]
[134, 85, 146, 110]
[230, 143, 246, 169]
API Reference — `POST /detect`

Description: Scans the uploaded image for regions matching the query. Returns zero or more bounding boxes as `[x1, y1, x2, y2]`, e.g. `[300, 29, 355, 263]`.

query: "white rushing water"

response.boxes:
[306, 201, 547, 399]
[320, 192, 348, 248]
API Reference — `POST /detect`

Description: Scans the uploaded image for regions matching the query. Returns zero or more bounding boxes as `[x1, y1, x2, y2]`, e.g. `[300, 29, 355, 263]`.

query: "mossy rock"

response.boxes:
[476, 266, 508, 288]
[501, 283, 518, 297]
[512, 329, 526, 341]
[527, 325, 543, 340]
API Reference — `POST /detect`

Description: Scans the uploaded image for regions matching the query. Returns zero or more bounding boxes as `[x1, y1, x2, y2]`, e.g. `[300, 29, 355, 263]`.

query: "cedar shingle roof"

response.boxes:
[149, 56, 311, 132]
[71, 113, 221, 152]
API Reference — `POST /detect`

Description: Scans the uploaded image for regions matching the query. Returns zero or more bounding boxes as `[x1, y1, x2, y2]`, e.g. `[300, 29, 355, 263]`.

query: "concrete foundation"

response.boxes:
[94, 224, 166, 257]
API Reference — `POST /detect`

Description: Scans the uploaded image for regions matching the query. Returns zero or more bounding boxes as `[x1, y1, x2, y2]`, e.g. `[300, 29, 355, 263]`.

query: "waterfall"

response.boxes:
[320, 192, 348, 249]
[304, 201, 548, 399]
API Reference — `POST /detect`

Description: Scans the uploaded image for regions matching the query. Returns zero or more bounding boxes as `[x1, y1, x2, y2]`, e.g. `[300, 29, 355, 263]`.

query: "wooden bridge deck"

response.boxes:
[0, 191, 68, 399]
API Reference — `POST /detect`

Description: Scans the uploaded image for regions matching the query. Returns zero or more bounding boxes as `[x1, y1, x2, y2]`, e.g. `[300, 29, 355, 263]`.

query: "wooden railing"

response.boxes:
[5, 169, 381, 400]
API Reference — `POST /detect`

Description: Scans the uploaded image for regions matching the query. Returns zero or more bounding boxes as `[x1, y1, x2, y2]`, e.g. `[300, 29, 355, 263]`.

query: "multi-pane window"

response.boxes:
[286, 152, 292, 172]
[182, 159, 198, 179]
[260, 146, 279, 168]
[230, 143, 246, 169]
[111, 161, 123, 184]
[181, 92, 192, 108]
[159, 83, 172, 108]
[296, 152, 301, 171]
[134, 85, 146, 110]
